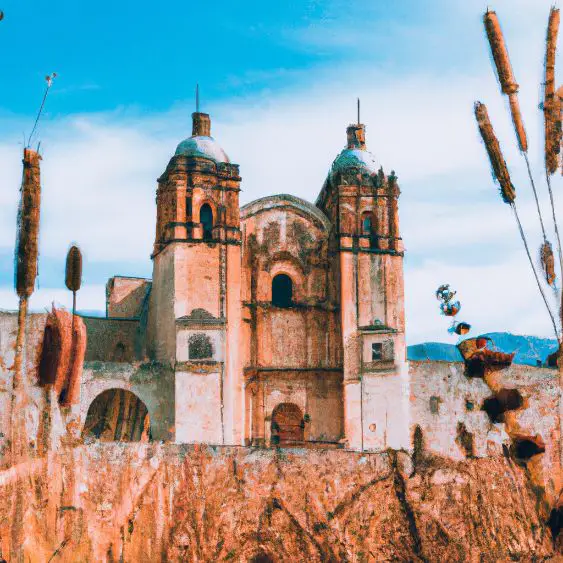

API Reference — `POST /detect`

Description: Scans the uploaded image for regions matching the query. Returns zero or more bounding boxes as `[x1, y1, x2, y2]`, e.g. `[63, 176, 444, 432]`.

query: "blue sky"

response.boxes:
[1, 0, 561, 343]
[1, 0, 479, 115]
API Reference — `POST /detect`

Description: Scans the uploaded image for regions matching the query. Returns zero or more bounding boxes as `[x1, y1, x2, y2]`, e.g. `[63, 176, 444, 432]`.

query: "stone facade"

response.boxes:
[44, 110, 408, 452]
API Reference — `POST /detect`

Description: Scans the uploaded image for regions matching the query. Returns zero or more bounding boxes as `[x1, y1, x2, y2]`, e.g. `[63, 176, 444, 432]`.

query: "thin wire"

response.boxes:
[27, 80, 53, 147]
[546, 173, 563, 276]
[512, 203, 560, 340]
[523, 153, 548, 242]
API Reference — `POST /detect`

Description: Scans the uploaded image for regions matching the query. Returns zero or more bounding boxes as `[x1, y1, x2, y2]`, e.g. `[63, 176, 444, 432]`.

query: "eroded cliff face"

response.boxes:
[0, 445, 556, 562]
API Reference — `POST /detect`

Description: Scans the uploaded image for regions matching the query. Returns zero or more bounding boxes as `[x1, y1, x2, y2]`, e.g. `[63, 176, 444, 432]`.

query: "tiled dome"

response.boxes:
[331, 147, 378, 176]
[175, 135, 230, 163]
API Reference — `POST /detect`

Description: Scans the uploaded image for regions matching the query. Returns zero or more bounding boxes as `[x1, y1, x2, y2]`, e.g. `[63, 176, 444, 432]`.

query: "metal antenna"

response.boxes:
[357, 97, 360, 125]
[196, 83, 200, 113]
[27, 73, 56, 147]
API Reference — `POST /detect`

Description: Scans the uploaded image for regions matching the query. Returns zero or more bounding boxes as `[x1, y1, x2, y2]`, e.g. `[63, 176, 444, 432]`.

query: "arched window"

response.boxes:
[272, 274, 293, 308]
[189, 333, 213, 360]
[362, 212, 378, 249]
[200, 204, 213, 240]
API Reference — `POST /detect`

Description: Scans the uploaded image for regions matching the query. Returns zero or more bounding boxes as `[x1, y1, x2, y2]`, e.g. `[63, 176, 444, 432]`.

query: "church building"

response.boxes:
[1, 106, 558, 472]
[92, 108, 410, 451]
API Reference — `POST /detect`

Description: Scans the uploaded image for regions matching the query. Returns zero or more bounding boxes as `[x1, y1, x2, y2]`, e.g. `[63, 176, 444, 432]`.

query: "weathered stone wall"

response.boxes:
[259, 370, 343, 444]
[410, 360, 498, 459]
[146, 243, 176, 364]
[0, 444, 556, 562]
[105, 277, 151, 319]
[240, 196, 343, 447]
[255, 308, 340, 368]
[241, 195, 341, 371]
[409, 359, 562, 503]
[81, 361, 175, 442]
[0, 311, 61, 467]
[82, 316, 142, 362]
[173, 243, 221, 320]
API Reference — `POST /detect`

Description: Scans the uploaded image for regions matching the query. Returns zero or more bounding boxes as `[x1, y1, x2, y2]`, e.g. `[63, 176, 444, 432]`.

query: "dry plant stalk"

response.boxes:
[475, 102, 516, 204]
[541, 241, 556, 286]
[558, 85, 563, 175]
[508, 94, 528, 153]
[484, 10, 528, 152]
[16, 149, 41, 299]
[484, 10, 517, 94]
[13, 148, 41, 383]
[545, 8, 561, 174]
[65, 244, 82, 401]
[11, 148, 41, 463]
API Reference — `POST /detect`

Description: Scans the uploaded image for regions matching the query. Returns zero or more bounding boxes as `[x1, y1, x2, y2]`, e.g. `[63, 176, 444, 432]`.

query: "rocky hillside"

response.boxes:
[0, 444, 556, 561]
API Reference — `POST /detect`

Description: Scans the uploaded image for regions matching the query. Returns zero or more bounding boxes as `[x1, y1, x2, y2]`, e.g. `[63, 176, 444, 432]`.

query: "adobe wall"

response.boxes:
[409, 359, 562, 502]
[362, 363, 411, 451]
[0, 311, 174, 466]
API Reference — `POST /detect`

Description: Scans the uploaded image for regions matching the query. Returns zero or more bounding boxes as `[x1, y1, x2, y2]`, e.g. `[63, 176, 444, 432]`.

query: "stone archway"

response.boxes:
[82, 388, 151, 442]
[271, 403, 304, 446]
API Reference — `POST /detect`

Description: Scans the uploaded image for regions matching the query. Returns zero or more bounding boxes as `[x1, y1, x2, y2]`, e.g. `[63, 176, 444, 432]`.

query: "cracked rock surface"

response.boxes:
[0, 445, 556, 561]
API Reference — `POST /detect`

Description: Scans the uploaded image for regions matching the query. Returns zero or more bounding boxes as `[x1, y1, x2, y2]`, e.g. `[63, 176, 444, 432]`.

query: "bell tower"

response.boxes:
[317, 120, 410, 451]
[147, 109, 244, 445]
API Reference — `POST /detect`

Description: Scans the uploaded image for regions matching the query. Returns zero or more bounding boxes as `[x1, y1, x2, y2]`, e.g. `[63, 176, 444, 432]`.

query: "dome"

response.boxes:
[331, 147, 378, 177]
[175, 135, 230, 163]
[329, 122, 378, 179]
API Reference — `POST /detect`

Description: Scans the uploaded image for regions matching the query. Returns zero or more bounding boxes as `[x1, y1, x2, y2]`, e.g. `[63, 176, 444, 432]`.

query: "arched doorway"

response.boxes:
[82, 389, 151, 442]
[271, 403, 304, 446]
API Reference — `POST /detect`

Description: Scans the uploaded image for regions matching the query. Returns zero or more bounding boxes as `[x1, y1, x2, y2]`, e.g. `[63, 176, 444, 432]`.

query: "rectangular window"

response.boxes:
[371, 342, 383, 361]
